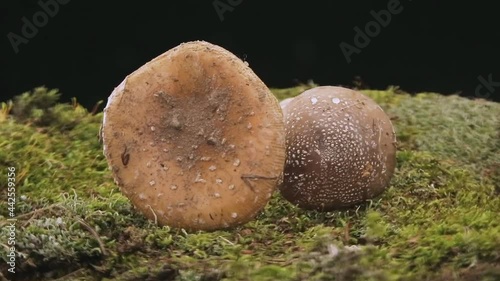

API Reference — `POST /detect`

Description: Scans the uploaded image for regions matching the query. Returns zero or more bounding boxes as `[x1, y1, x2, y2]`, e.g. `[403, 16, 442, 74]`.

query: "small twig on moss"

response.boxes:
[52, 268, 86, 281]
[147, 205, 158, 225]
[77, 218, 108, 256]
[91, 100, 104, 115]
[218, 236, 235, 246]
[16, 203, 67, 226]
[16, 203, 108, 257]
[0, 272, 9, 281]
[266, 257, 298, 266]
[0, 243, 10, 252]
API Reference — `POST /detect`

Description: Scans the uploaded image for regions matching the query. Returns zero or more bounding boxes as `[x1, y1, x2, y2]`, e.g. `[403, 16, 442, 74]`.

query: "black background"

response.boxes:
[1, 0, 499, 110]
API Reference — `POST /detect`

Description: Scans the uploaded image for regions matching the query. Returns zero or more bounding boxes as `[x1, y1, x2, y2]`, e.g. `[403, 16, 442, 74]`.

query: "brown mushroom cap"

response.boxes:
[279, 97, 294, 115]
[279, 86, 397, 211]
[101, 41, 285, 231]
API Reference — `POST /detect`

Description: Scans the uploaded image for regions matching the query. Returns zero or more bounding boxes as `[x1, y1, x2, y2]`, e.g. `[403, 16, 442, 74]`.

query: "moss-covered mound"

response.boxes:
[1, 86, 499, 281]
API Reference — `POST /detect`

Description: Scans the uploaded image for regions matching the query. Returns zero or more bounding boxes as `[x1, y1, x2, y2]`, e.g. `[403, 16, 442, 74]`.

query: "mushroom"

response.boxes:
[101, 41, 285, 231]
[279, 97, 294, 115]
[279, 86, 397, 211]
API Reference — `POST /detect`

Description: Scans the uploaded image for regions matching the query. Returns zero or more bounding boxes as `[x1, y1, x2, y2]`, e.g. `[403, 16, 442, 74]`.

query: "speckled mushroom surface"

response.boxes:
[279, 97, 294, 115]
[279, 86, 397, 211]
[101, 41, 285, 231]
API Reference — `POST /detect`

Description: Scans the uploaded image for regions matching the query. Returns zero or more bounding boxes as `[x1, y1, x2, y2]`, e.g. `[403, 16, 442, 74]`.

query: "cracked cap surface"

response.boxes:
[102, 41, 285, 231]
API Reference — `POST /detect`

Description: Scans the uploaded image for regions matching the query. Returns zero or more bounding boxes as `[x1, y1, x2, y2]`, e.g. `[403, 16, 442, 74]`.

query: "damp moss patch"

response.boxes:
[0, 86, 499, 281]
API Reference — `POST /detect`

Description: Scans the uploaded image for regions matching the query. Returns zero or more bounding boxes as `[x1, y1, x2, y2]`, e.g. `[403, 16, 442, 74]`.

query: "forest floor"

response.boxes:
[0, 85, 499, 281]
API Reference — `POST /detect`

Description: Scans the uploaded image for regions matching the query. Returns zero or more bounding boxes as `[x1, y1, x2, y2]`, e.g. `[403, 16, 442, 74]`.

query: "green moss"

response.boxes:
[0, 86, 499, 281]
[363, 90, 500, 186]
[269, 81, 317, 101]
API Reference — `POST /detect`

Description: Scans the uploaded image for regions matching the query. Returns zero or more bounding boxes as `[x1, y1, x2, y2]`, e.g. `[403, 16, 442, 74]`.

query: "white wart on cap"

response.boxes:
[101, 41, 285, 231]
[279, 86, 397, 211]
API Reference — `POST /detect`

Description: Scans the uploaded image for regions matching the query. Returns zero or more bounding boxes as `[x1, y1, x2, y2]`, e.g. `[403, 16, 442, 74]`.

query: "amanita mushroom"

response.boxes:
[101, 41, 285, 231]
[279, 86, 397, 211]
[279, 97, 294, 115]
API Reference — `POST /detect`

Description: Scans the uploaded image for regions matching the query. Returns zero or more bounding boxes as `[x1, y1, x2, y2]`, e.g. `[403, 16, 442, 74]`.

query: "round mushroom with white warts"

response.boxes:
[279, 86, 397, 211]
[279, 97, 294, 114]
[101, 41, 285, 231]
